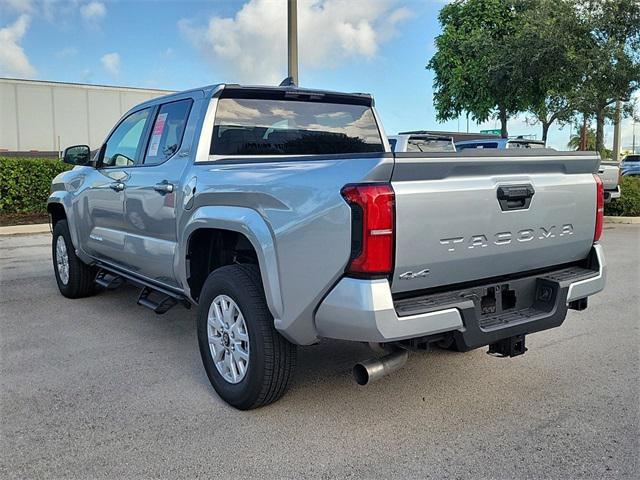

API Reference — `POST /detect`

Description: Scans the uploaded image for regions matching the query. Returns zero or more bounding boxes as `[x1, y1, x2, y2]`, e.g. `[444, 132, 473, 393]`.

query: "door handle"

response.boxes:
[154, 181, 174, 194]
[109, 182, 125, 192]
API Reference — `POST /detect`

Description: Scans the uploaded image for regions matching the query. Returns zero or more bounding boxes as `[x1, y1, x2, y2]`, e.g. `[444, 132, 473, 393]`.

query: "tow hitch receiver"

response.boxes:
[487, 334, 527, 357]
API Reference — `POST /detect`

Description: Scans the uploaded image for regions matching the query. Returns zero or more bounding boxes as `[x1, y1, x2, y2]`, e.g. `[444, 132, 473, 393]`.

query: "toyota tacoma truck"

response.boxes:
[48, 84, 606, 409]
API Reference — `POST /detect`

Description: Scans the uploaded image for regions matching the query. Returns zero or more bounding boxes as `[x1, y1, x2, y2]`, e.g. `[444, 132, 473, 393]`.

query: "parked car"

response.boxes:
[455, 137, 619, 202]
[49, 84, 606, 409]
[597, 161, 621, 202]
[455, 137, 546, 150]
[388, 133, 456, 152]
[620, 154, 640, 176]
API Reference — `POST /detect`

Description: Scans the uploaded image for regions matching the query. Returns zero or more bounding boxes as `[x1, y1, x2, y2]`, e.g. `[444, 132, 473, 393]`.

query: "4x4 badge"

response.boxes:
[399, 269, 430, 280]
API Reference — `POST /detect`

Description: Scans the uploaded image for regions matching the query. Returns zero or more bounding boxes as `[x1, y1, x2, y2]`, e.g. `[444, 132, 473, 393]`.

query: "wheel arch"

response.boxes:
[180, 206, 283, 320]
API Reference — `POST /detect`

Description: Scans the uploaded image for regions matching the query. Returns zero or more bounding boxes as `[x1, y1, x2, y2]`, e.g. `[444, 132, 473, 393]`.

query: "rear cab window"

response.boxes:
[456, 142, 499, 150]
[210, 90, 384, 156]
[407, 137, 455, 152]
[507, 141, 544, 149]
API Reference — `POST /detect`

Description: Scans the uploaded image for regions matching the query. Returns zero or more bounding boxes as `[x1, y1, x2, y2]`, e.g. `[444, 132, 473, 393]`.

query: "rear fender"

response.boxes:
[180, 206, 283, 319]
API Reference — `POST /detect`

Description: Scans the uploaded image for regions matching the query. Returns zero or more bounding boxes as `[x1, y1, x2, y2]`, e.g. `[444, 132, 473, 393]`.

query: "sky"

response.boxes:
[1, 0, 638, 152]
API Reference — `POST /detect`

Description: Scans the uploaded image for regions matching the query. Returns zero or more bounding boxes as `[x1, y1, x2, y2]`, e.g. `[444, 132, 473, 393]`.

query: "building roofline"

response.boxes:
[0, 77, 175, 93]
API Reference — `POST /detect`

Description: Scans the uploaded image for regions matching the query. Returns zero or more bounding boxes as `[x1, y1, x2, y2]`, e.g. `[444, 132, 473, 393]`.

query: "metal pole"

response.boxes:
[612, 100, 622, 161]
[287, 0, 299, 85]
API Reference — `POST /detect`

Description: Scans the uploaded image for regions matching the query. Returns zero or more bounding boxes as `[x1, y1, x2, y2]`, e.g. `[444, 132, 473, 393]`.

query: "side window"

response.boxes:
[102, 108, 151, 167]
[144, 99, 192, 165]
[456, 143, 477, 151]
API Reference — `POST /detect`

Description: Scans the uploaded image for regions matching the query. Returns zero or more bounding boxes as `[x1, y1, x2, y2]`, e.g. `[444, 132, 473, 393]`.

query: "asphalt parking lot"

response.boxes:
[1, 225, 638, 479]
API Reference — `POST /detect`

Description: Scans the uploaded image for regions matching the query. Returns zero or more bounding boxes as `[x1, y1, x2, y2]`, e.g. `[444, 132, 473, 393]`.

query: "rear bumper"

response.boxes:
[315, 244, 605, 345]
[604, 186, 620, 202]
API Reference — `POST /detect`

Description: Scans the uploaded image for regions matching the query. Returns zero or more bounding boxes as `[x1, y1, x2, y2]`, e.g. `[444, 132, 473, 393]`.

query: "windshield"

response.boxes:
[211, 98, 384, 155]
[623, 155, 639, 162]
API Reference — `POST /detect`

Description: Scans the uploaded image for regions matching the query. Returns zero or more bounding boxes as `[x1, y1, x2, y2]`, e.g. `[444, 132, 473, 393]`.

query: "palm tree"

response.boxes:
[568, 127, 596, 150]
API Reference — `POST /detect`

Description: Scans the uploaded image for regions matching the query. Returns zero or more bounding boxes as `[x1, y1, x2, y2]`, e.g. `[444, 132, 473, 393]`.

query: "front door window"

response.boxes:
[102, 108, 151, 167]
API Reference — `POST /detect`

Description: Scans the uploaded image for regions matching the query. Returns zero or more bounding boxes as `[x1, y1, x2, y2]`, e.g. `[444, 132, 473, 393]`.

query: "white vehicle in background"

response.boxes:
[597, 161, 621, 202]
[452, 136, 620, 203]
[455, 137, 546, 150]
[388, 133, 456, 152]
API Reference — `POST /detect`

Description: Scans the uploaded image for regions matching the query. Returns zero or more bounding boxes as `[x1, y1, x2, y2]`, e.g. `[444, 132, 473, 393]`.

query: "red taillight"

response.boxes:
[594, 174, 604, 242]
[341, 184, 395, 276]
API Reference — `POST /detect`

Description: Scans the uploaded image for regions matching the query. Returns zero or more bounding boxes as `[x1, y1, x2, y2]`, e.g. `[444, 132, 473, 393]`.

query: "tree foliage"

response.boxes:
[572, 0, 640, 152]
[511, 0, 591, 142]
[427, 0, 527, 138]
[568, 127, 596, 151]
[428, 0, 640, 147]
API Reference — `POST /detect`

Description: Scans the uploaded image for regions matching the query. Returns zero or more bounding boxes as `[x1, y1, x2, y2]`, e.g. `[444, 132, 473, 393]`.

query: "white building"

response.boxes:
[0, 78, 174, 154]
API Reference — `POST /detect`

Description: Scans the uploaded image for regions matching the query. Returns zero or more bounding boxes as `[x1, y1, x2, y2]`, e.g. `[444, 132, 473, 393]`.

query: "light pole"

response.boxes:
[287, 0, 299, 86]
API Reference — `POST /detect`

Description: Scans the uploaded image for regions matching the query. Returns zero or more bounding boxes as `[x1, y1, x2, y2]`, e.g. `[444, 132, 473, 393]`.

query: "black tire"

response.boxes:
[52, 220, 97, 298]
[197, 264, 296, 410]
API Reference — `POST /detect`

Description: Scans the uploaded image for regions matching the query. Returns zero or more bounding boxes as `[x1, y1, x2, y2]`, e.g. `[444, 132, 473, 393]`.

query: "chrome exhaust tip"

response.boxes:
[353, 348, 409, 385]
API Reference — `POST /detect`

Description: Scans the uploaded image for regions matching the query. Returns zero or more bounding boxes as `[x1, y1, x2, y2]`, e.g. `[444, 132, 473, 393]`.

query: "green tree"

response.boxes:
[428, 0, 639, 149]
[573, 0, 640, 152]
[427, 0, 528, 138]
[513, 0, 590, 143]
[568, 127, 596, 151]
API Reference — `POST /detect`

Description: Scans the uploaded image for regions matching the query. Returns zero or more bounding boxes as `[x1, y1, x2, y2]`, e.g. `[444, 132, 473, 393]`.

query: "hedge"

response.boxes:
[0, 157, 72, 215]
[605, 176, 640, 217]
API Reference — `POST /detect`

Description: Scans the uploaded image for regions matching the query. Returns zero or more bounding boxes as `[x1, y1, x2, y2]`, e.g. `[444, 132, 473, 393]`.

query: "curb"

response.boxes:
[604, 216, 640, 225]
[0, 223, 50, 236]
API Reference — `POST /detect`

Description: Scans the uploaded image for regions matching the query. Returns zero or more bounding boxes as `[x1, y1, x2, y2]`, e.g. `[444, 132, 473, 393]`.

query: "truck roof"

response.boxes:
[134, 83, 375, 111]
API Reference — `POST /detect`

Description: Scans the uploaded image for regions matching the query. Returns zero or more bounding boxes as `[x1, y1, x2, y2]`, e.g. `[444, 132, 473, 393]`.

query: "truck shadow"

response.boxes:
[93, 283, 541, 417]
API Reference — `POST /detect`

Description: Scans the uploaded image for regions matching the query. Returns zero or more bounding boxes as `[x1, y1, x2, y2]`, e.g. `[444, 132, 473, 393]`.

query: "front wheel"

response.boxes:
[197, 264, 296, 410]
[52, 220, 97, 298]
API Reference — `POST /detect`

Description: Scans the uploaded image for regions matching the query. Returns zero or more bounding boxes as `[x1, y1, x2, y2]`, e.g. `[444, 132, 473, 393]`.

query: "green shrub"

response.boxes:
[605, 176, 640, 217]
[0, 157, 72, 215]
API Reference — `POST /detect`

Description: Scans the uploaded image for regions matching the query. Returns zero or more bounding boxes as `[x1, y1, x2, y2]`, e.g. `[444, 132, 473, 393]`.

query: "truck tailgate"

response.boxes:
[597, 162, 619, 190]
[391, 150, 600, 294]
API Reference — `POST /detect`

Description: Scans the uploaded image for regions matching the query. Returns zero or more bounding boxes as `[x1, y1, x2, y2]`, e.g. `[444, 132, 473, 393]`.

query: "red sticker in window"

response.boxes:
[148, 113, 168, 157]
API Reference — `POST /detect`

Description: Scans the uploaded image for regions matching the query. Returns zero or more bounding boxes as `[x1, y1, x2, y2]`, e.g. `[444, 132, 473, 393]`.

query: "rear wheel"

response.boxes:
[52, 220, 97, 298]
[197, 264, 296, 409]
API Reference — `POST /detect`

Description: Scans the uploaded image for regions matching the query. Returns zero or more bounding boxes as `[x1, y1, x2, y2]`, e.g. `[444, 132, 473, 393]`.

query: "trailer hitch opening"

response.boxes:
[487, 334, 527, 358]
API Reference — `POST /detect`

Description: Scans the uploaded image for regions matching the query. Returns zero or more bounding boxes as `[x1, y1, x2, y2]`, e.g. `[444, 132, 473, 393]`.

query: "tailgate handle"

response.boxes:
[497, 185, 535, 211]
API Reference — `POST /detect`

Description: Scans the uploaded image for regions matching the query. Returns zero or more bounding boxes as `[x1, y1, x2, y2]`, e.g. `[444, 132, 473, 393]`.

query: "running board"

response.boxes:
[137, 286, 179, 315]
[95, 270, 124, 289]
[93, 263, 191, 314]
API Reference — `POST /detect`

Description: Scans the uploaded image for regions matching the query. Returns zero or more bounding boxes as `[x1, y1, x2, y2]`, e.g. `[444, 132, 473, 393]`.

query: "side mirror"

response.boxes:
[63, 145, 91, 166]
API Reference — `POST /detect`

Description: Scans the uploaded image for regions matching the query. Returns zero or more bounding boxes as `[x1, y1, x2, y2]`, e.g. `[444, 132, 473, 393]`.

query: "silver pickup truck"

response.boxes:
[598, 161, 621, 202]
[49, 84, 606, 409]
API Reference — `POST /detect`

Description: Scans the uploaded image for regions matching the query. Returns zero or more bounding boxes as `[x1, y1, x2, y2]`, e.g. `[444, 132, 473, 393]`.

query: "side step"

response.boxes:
[137, 286, 180, 315]
[95, 270, 124, 289]
[94, 265, 190, 315]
